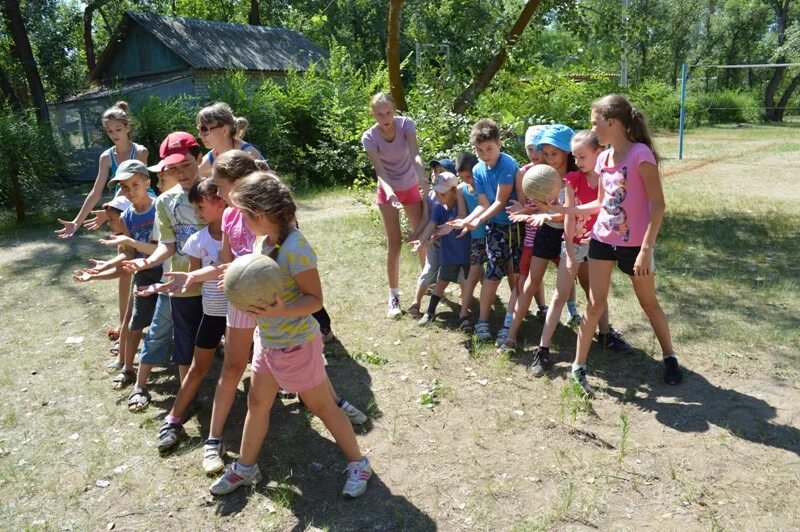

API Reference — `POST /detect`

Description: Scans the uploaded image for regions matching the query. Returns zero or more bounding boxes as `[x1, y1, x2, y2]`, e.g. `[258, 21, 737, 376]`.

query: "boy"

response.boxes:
[123, 132, 205, 449]
[451, 119, 520, 341]
[411, 172, 471, 326]
[455, 152, 485, 331]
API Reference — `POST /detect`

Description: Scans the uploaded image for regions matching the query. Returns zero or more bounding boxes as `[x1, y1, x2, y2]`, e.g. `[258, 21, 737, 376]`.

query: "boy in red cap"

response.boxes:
[123, 132, 205, 451]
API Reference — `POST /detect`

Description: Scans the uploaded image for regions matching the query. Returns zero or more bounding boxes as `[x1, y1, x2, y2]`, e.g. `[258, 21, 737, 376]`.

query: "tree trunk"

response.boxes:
[387, 0, 408, 110]
[765, 0, 790, 121]
[249, 0, 261, 25]
[82, 0, 114, 73]
[452, 0, 541, 114]
[8, 156, 25, 221]
[773, 70, 800, 122]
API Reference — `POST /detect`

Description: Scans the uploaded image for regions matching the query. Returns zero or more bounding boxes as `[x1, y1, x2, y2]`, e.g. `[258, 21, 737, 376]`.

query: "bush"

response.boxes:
[692, 89, 762, 124]
[132, 95, 197, 160]
[627, 79, 685, 130]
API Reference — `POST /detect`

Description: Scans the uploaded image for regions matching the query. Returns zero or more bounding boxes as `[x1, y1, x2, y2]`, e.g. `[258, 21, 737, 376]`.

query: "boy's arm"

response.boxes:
[457, 186, 467, 219]
[99, 234, 158, 255]
[409, 220, 437, 252]
[471, 183, 513, 227]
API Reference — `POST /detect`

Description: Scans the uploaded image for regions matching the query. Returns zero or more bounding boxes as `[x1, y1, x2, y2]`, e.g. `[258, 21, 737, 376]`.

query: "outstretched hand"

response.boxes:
[83, 210, 108, 232]
[99, 234, 129, 247]
[72, 269, 94, 283]
[122, 258, 149, 273]
[163, 271, 201, 294]
[55, 219, 78, 239]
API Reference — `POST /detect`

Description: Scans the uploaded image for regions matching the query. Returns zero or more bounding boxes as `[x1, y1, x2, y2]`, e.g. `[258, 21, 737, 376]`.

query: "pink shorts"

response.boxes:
[227, 303, 256, 329]
[251, 333, 326, 393]
[376, 184, 422, 206]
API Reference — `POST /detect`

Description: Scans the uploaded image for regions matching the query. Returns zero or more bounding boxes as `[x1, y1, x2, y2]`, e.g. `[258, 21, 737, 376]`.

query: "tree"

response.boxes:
[249, 0, 261, 24]
[387, 0, 407, 110]
[84, 0, 116, 72]
[0, 0, 49, 124]
[452, 0, 542, 114]
[765, 0, 798, 121]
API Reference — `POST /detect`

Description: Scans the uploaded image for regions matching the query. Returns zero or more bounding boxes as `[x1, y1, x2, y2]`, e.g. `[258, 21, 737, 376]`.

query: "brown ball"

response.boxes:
[522, 164, 562, 205]
[224, 254, 283, 311]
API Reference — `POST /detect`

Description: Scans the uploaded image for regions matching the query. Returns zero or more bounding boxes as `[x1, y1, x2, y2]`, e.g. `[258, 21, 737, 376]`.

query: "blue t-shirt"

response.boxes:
[432, 202, 470, 266]
[473, 152, 519, 225]
[122, 200, 162, 286]
[459, 183, 486, 240]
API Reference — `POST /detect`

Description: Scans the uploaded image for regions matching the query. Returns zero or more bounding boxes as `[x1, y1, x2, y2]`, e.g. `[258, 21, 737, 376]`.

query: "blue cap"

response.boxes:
[537, 124, 575, 154]
[429, 158, 456, 174]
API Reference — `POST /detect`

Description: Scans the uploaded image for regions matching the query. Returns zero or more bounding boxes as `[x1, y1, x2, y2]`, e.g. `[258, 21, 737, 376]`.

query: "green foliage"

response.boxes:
[627, 79, 684, 130]
[131, 95, 197, 160]
[418, 378, 442, 408]
[692, 90, 763, 124]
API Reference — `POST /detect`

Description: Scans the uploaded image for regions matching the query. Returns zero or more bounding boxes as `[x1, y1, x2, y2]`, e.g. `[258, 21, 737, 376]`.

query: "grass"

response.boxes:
[0, 125, 798, 530]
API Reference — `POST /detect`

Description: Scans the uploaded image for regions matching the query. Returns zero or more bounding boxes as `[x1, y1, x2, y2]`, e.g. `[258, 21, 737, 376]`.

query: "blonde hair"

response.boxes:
[229, 171, 296, 257]
[197, 102, 249, 139]
[103, 101, 130, 126]
[212, 150, 259, 182]
[592, 94, 660, 164]
[570, 129, 601, 151]
[370, 92, 396, 110]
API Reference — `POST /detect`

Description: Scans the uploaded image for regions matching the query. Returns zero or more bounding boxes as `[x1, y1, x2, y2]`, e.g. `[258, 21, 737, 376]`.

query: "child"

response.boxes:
[455, 152, 485, 330]
[500, 125, 581, 358]
[74, 160, 162, 389]
[209, 171, 371, 498]
[411, 172, 472, 326]
[196, 102, 262, 178]
[361, 92, 429, 317]
[528, 130, 630, 376]
[122, 132, 205, 440]
[557, 95, 683, 394]
[407, 159, 456, 318]
[450, 119, 520, 342]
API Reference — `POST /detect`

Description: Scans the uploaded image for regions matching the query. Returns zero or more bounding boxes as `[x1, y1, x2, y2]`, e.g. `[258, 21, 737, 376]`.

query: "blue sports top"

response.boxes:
[207, 142, 262, 165]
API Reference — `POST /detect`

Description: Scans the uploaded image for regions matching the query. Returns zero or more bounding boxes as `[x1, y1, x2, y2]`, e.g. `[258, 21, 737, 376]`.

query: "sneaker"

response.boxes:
[342, 457, 372, 498]
[663, 356, 683, 385]
[210, 463, 262, 495]
[417, 313, 433, 327]
[340, 400, 368, 425]
[494, 326, 510, 347]
[535, 305, 549, 319]
[528, 346, 550, 377]
[597, 326, 631, 352]
[202, 438, 225, 475]
[387, 294, 402, 318]
[571, 367, 595, 397]
[157, 421, 185, 452]
[278, 388, 298, 400]
[321, 329, 337, 344]
[474, 321, 492, 342]
[567, 313, 582, 330]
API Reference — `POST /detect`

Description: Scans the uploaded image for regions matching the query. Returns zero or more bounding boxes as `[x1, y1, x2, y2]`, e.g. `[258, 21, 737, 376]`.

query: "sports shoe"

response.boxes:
[387, 294, 402, 318]
[494, 326, 510, 347]
[210, 463, 262, 495]
[566, 313, 582, 330]
[417, 313, 433, 327]
[571, 367, 595, 397]
[202, 438, 225, 475]
[528, 346, 550, 377]
[535, 305, 549, 319]
[157, 421, 185, 452]
[340, 400, 368, 425]
[342, 457, 372, 498]
[663, 356, 683, 385]
[474, 321, 492, 342]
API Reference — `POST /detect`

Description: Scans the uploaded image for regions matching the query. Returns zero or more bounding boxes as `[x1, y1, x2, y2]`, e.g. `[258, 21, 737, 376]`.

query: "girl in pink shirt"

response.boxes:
[555, 95, 682, 394]
[362, 92, 429, 317]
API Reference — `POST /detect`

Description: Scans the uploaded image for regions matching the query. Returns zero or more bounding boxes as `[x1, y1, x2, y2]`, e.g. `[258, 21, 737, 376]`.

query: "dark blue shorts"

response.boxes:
[170, 295, 203, 366]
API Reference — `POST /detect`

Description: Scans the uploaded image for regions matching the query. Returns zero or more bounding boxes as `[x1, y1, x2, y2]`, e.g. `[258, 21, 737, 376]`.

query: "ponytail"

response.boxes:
[592, 94, 660, 164]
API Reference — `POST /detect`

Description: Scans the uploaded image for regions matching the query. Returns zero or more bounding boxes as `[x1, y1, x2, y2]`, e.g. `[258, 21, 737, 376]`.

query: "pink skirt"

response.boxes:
[251, 333, 326, 393]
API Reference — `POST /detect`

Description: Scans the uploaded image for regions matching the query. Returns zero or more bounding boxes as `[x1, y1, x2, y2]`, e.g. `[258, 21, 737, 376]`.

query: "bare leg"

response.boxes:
[238, 370, 280, 466]
[574, 260, 614, 365]
[378, 203, 402, 290]
[299, 379, 362, 462]
[631, 274, 674, 356]
[170, 347, 215, 419]
[208, 326, 254, 439]
[539, 260, 577, 348]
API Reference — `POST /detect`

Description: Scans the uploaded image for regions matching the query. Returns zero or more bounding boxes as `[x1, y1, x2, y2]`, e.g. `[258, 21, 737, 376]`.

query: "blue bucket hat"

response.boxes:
[537, 124, 575, 153]
[429, 158, 456, 174]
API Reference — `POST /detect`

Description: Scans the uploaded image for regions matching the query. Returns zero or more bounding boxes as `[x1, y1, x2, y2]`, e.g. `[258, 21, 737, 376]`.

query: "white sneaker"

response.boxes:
[210, 463, 262, 495]
[387, 293, 402, 318]
[202, 438, 225, 475]
[340, 400, 368, 425]
[342, 457, 372, 498]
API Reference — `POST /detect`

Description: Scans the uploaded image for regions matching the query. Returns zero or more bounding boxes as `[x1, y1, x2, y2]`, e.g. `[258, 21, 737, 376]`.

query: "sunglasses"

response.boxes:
[197, 124, 222, 135]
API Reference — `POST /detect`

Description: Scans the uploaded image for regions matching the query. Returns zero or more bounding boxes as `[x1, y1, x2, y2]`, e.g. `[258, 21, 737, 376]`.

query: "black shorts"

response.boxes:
[532, 223, 564, 260]
[438, 264, 469, 283]
[588, 238, 654, 276]
[195, 314, 227, 349]
[129, 293, 158, 330]
[170, 295, 203, 365]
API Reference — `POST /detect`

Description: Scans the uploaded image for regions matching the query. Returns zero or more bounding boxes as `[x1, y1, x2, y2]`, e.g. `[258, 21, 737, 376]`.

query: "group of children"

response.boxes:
[62, 90, 683, 501]
[66, 102, 371, 498]
[363, 92, 683, 396]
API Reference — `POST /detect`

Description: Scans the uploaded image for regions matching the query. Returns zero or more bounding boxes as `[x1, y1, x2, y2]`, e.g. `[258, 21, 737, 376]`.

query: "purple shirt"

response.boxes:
[361, 116, 419, 191]
[592, 143, 657, 247]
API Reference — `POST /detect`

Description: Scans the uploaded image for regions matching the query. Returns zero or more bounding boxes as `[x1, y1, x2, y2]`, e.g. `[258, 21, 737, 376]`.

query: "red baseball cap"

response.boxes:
[155, 132, 199, 169]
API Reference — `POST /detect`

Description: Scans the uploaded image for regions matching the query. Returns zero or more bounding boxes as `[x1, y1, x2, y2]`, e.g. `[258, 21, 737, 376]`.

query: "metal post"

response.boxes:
[678, 63, 688, 160]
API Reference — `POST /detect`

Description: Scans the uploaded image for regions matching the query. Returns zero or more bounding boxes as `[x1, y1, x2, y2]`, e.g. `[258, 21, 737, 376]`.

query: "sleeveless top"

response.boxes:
[105, 143, 154, 197]
[207, 142, 260, 165]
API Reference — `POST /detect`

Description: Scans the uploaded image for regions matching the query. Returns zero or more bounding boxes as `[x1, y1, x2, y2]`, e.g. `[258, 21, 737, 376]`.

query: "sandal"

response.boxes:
[109, 340, 120, 356]
[112, 369, 136, 390]
[127, 387, 151, 412]
[105, 359, 123, 373]
[107, 327, 120, 341]
[458, 315, 473, 332]
[496, 339, 517, 357]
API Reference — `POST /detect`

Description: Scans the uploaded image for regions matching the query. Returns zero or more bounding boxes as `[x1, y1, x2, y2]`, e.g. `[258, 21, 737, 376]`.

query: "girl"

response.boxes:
[57, 101, 147, 341]
[559, 95, 682, 395]
[196, 102, 263, 177]
[209, 171, 371, 498]
[500, 125, 581, 357]
[176, 151, 364, 473]
[527, 130, 628, 377]
[362, 92, 429, 317]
